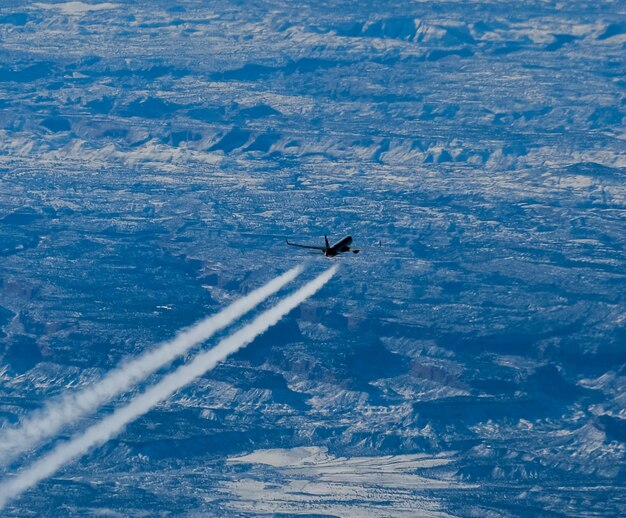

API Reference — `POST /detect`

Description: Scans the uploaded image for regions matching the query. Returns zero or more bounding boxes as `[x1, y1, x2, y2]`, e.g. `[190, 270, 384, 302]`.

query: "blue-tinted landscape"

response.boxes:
[1, 1, 625, 516]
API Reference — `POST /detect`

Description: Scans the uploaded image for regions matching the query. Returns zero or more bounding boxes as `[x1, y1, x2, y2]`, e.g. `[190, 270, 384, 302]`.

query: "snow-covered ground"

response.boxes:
[0, 0, 625, 515]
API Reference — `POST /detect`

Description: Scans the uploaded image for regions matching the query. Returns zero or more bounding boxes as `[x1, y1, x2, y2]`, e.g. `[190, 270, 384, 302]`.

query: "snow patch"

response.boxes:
[223, 447, 472, 517]
[33, 2, 120, 15]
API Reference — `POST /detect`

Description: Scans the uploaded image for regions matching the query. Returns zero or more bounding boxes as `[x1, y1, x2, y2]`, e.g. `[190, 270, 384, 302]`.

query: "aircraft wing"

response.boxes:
[286, 238, 326, 250]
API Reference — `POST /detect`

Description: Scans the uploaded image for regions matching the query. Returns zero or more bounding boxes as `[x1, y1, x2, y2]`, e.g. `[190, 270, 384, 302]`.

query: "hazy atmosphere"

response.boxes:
[1, 1, 625, 516]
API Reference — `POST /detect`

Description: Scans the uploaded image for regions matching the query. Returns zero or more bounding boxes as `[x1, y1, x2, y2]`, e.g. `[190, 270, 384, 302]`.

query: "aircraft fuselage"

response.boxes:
[325, 235, 353, 257]
[286, 234, 359, 256]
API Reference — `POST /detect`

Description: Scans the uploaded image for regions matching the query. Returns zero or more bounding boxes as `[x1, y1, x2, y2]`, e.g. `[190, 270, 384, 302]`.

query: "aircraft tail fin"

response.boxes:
[324, 235, 330, 249]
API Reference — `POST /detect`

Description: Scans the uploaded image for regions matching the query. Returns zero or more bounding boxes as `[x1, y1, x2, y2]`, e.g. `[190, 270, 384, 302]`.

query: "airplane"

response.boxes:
[286, 235, 360, 257]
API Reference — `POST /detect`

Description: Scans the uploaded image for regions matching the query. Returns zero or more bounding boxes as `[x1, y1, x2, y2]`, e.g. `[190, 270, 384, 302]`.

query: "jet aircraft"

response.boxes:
[286, 235, 360, 257]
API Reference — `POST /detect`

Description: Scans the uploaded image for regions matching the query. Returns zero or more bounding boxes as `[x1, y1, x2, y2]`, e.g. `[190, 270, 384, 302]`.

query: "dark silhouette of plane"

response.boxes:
[286, 235, 360, 257]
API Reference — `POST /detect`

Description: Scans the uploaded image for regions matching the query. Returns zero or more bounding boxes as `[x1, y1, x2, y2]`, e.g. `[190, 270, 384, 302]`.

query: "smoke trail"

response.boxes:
[0, 265, 337, 510]
[0, 265, 303, 467]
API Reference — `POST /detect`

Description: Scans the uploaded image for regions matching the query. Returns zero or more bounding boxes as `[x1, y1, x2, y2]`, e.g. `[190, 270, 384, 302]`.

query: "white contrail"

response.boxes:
[0, 265, 303, 467]
[0, 264, 337, 510]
